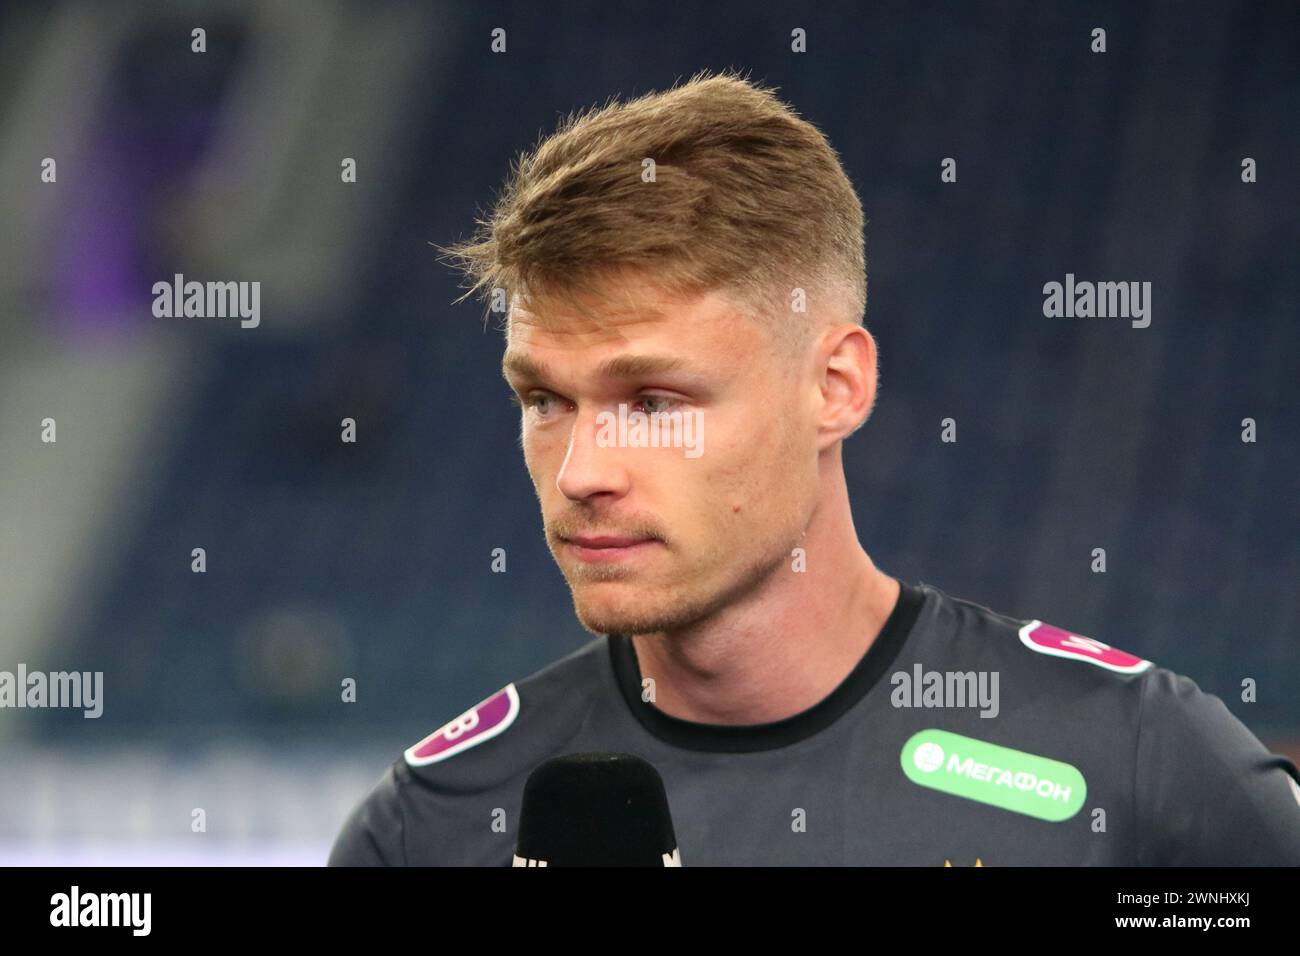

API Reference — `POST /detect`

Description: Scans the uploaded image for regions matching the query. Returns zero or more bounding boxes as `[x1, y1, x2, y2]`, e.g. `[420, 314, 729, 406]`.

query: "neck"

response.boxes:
[630, 467, 900, 726]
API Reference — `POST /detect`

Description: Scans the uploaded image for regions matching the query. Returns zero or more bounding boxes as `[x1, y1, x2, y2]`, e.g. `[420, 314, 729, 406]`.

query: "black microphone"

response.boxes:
[513, 752, 682, 866]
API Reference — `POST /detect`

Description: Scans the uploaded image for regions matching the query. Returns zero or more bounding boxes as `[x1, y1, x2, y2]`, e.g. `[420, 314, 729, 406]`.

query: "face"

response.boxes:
[502, 274, 827, 637]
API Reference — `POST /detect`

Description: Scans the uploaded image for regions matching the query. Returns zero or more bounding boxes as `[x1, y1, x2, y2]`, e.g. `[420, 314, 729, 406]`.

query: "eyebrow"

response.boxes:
[501, 351, 692, 384]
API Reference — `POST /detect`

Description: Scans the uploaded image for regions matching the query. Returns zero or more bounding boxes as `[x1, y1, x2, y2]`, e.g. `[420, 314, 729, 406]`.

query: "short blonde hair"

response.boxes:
[438, 68, 866, 347]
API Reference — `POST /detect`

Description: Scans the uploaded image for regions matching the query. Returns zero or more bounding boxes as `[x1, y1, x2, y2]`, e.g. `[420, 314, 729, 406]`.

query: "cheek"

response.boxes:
[689, 428, 770, 518]
[522, 438, 556, 501]
[710, 416, 807, 523]
[522, 426, 561, 473]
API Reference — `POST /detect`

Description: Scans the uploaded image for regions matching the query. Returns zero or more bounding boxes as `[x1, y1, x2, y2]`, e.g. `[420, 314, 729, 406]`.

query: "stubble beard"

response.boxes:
[564, 521, 800, 638]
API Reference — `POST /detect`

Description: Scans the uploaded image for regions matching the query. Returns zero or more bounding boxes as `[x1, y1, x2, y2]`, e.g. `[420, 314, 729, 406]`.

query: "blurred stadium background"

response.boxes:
[0, 0, 1296, 864]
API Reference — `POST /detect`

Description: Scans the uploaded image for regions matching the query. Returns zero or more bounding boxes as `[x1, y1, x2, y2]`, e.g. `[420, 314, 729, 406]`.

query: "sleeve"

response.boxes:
[1134, 667, 1300, 865]
[327, 763, 408, 866]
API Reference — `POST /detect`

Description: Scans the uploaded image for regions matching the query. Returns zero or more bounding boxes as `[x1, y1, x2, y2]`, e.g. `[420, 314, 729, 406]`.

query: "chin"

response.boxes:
[571, 587, 710, 637]
[572, 599, 652, 637]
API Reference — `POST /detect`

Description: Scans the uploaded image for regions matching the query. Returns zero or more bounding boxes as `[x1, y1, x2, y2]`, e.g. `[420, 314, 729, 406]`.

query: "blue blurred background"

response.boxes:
[0, 0, 1296, 864]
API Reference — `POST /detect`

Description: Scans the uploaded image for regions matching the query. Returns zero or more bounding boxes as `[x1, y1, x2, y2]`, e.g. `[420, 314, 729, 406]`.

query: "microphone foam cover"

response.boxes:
[515, 752, 679, 866]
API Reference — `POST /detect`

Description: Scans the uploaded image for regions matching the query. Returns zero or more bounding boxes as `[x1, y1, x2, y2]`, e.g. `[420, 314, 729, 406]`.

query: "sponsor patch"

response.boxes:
[901, 728, 1086, 822]
[1018, 620, 1152, 674]
[405, 683, 520, 767]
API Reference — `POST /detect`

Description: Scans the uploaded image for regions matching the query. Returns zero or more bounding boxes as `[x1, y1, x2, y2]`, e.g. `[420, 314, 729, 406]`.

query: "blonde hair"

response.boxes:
[438, 68, 866, 349]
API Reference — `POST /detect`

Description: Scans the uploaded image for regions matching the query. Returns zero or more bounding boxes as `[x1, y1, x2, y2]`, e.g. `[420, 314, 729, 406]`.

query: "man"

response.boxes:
[329, 70, 1300, 865]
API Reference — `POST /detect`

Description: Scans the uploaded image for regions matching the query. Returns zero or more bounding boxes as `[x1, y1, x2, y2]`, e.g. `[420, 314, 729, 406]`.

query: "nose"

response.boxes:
[556, 406, 629, 501]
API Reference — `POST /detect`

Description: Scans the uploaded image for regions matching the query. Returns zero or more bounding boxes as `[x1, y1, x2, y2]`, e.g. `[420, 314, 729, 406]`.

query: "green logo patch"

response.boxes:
[901, 729, 1086, 822]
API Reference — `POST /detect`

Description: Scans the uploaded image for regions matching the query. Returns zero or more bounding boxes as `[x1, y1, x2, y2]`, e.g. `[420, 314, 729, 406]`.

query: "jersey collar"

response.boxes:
[606, 579, 927, 753]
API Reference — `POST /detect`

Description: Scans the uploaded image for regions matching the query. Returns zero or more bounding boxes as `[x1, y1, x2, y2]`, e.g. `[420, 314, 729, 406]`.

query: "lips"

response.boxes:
[561, 534, 660, 563]
[565, 535, 652, 549]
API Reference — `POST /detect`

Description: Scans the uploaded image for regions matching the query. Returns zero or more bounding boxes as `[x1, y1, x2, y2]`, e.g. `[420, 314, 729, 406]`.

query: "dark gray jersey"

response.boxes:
[329, 580, 1300, 865]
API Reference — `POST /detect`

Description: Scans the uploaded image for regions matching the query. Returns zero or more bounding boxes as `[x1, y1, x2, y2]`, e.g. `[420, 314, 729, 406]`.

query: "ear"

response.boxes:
[816, 325, 877, 450]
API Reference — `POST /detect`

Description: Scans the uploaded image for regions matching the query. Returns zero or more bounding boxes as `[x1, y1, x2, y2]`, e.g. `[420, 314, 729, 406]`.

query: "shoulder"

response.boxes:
[918, 582, 1300, 862]
[328, 636, 610, 865]
[1130, 664, 1300, 863]
[920, 580, 1249, 723]
[399, 634, 609, 785]
[918, 581, 1154, 694]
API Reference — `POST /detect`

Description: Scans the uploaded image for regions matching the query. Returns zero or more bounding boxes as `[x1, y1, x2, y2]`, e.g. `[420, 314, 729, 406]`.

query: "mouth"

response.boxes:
[561, 535, 660, 563]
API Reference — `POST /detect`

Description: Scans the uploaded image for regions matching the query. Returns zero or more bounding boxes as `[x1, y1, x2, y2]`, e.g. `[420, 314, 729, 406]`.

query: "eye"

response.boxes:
[510, 391, 567, 419]
[634, 394, 682, 415]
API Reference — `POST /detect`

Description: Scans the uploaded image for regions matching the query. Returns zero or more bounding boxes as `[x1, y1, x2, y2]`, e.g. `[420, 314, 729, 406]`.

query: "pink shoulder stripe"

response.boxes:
[404, 683, 521, 767]
[1018, 620, 1152, 674]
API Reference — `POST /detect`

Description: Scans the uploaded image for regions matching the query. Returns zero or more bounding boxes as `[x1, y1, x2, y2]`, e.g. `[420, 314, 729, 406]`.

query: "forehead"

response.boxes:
[509, 275, 711, 334]
[502, 280, 764, 374]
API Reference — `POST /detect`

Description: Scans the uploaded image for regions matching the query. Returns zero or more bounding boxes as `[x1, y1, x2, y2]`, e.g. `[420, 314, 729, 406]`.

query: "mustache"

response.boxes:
[549, 518, 664, 543]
